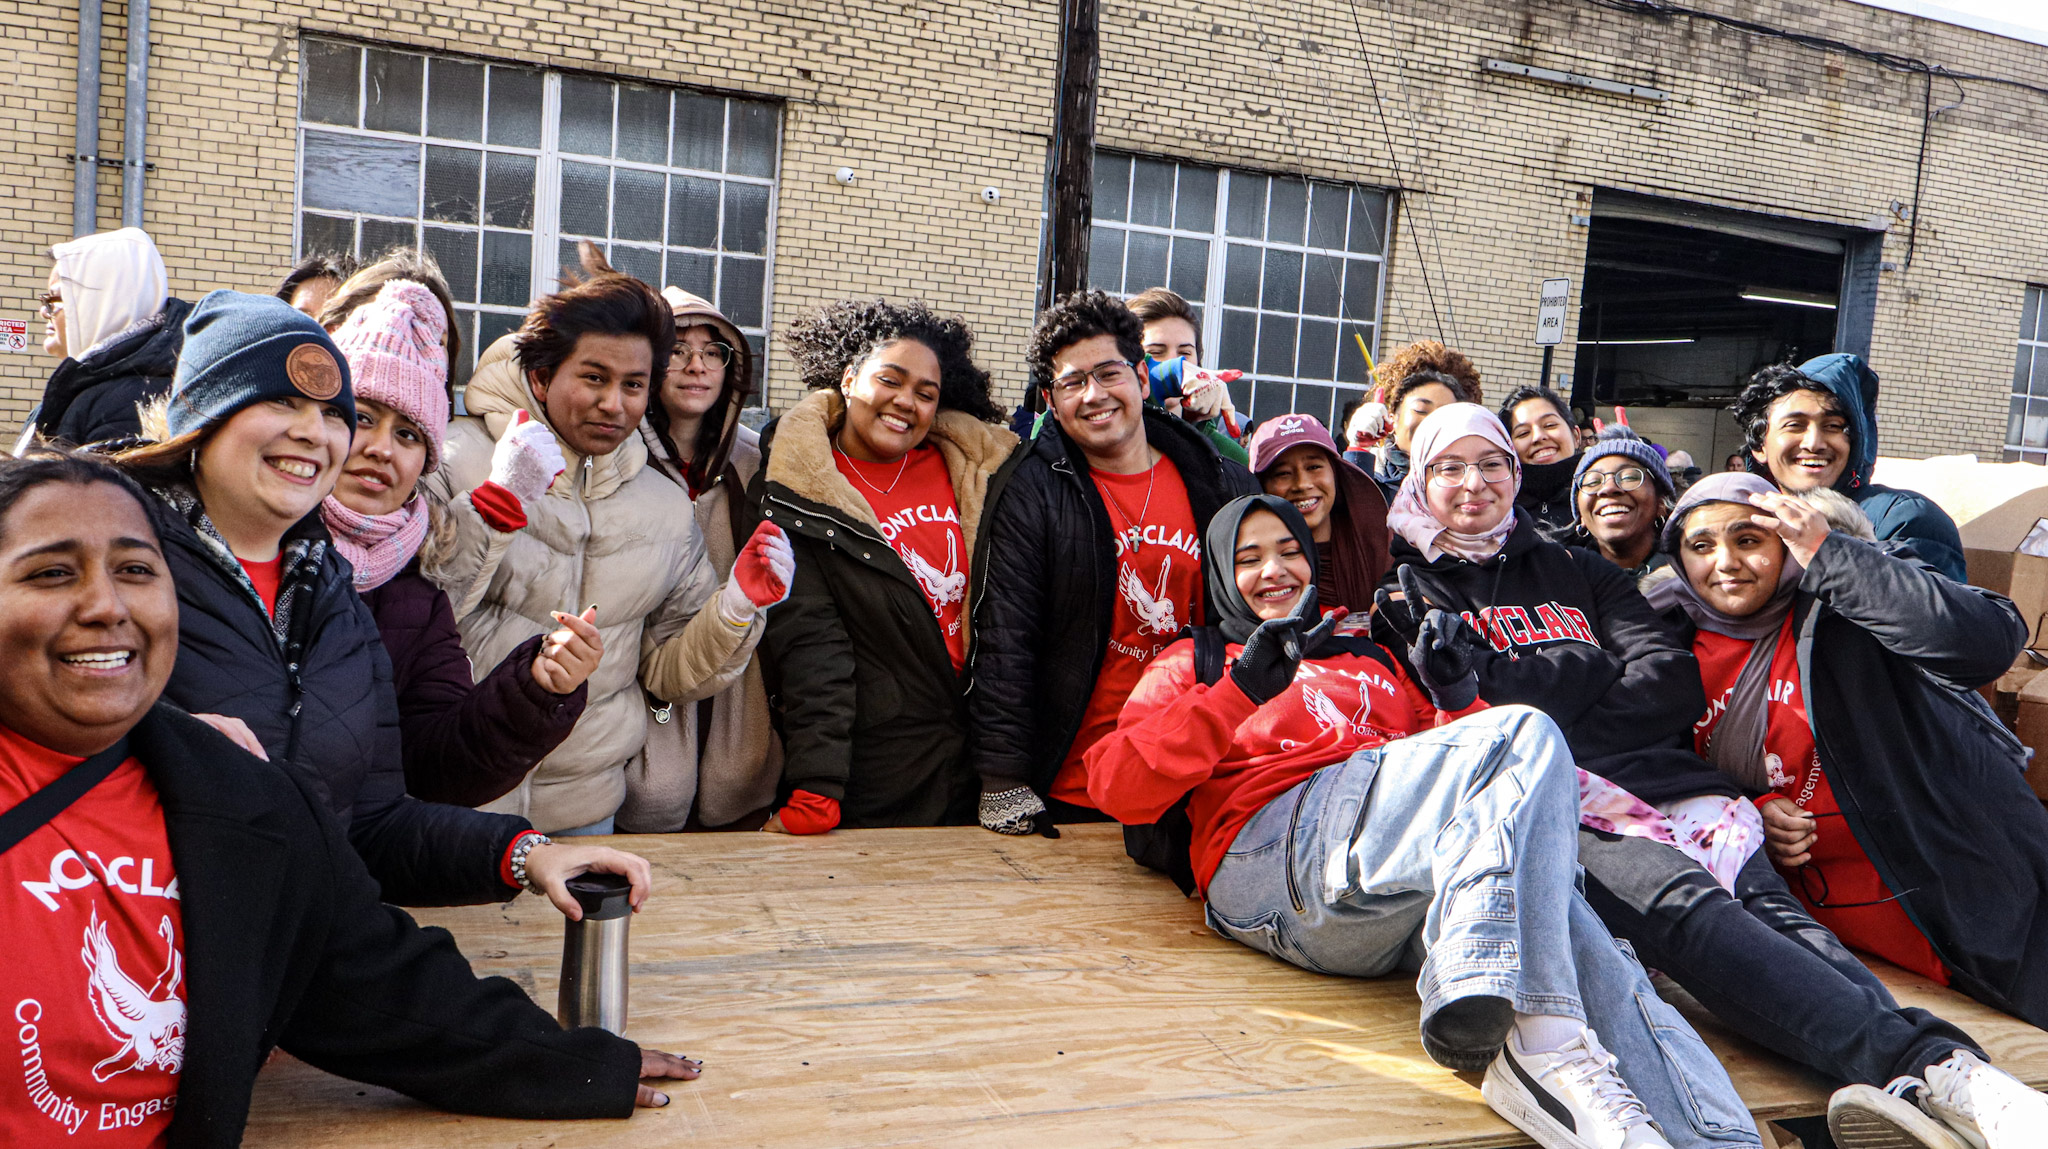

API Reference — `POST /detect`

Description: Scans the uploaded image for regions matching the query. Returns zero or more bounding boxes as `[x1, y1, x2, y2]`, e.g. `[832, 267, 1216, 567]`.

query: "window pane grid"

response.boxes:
[2007, 286, 2048, 459]
[1090, 150, 1388, 429]
[298, 38, 779, 392]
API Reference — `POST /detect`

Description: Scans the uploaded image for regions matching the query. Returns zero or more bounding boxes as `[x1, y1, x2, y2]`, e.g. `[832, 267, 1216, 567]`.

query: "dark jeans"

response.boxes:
[1579, 829, 1979, 1086]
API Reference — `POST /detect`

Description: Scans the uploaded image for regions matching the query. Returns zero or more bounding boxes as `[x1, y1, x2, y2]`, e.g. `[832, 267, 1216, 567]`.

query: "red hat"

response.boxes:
[1247, 412, 1343, 475]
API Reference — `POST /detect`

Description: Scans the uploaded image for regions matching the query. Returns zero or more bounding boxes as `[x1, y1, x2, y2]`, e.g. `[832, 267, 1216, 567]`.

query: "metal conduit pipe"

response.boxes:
[121, 0, 148, 227]
[72, 0, 102, 236]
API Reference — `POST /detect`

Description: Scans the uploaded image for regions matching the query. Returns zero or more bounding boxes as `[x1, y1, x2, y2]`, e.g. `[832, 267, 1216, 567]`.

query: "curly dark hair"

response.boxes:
[1496, 385, 1572, 430]
[783, 298, 1002, 423]
[1371, 339, 1482, 410]
[1027, 289, 1144, 392]
[1729, 362, 1845, 457]
[513, 241, 674, 387]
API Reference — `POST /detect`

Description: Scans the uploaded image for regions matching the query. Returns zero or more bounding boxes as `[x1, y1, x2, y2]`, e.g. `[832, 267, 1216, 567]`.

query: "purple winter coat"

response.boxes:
[362, 559, 588, 807]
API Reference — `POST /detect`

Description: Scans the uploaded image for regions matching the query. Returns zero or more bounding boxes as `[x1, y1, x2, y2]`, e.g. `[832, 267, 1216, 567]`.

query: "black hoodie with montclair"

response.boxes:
[1384, 515, 1733, 804]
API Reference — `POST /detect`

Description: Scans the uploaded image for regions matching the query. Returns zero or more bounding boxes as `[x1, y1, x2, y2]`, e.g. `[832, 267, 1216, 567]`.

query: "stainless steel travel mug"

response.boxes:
[557, 871, 632, 1035]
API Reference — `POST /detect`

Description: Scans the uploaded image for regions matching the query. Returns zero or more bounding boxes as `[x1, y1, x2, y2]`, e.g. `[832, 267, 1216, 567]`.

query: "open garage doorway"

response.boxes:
[1570, 191, 1883, 469]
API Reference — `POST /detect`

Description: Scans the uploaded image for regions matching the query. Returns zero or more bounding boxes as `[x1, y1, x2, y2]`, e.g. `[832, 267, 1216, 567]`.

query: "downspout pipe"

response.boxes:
[121, 0, 148, 227]
[72, 0, 102, 236]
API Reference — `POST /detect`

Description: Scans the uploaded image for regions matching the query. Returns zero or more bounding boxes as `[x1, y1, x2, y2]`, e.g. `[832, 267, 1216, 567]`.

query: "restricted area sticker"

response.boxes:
[0, 318, 26, 352]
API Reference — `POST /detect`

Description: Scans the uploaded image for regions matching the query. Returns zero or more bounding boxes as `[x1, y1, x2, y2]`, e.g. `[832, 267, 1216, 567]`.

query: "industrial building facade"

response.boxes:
[5, 0, 2048, 466]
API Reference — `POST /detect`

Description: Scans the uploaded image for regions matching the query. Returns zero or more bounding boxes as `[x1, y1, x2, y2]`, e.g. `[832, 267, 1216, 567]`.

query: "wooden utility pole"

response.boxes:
[1042, 0, 1100, 313]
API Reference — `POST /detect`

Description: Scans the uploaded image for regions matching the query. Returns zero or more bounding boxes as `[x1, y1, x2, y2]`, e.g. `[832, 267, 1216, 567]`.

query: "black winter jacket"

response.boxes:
[145, 487, 530, 906]
[1386, 516, 1730, 804]
[37, 297, 190, 446]
[753, 391, 1019, 826]
[362, 559, 587, 808]
[108, 704, 642, 1146]
[969, 408, 1258, 798]
[1514, 453, 1581, 540]
[1670, 533, 2048, 1027]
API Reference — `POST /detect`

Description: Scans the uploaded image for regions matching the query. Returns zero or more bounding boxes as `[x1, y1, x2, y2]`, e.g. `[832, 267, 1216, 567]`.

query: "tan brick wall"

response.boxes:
[3, 0, 2046, 459]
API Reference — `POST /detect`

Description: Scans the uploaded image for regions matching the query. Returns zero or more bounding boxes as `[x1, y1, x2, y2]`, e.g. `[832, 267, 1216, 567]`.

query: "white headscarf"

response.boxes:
[50, 227, 168, 360]
[1385, 402, 1521, 562]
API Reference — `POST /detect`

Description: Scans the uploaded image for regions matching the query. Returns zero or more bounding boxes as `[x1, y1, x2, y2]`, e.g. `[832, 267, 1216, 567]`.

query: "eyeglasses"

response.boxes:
[37, 290, 62, 319]
[1573, 466, 1652, 494]
[1049, 360, 1135, 395]
[676, 343, 734, 369]
[1424, 455, 1514, 487]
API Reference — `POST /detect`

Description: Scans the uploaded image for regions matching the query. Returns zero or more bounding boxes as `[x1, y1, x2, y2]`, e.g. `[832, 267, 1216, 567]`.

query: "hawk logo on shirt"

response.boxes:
[902, 532, 967, 609]
[1118, 557, 1180, 636]
[80, 908, 185, 1081]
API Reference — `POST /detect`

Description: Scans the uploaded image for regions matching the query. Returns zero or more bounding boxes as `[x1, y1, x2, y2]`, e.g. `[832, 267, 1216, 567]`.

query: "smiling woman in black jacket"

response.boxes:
[1378, 403, 2003, 1140]
[0, 450, 696, 1145]
[754, 300, 1016, 832]
[108, 291, 642, 914]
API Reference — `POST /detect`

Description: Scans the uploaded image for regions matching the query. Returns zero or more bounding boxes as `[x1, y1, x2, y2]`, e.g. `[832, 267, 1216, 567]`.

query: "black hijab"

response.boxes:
[1202, 493, 1320, 644]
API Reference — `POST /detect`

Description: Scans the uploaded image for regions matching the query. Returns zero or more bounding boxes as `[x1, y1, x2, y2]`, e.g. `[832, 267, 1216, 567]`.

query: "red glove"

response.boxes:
[776, 790, 840, 835]
[719, 522, 794, 623]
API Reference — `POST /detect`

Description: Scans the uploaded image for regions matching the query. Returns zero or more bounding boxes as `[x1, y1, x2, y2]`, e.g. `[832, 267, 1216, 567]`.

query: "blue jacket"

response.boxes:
[1787, 353, 1966, 582]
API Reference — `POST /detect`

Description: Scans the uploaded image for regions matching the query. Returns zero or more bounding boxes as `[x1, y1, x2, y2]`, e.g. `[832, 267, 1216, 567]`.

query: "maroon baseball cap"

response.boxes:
[1247, 412, 1343, 474]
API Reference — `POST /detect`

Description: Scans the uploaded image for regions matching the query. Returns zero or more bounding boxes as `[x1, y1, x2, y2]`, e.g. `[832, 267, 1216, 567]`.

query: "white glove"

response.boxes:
[1179, 365, 1239, 421]
[717, 522, 795, 625]
[489, 410, 566, 504]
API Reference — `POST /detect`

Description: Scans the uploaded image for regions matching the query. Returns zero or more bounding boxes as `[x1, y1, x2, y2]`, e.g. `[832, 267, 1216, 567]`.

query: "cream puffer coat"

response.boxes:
[422, 335, 760, 833]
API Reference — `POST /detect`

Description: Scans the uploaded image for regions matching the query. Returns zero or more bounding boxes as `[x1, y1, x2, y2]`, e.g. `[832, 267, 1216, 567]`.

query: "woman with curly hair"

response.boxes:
[754, 299, 1016, 832]
[1366, 339, 1483, 496]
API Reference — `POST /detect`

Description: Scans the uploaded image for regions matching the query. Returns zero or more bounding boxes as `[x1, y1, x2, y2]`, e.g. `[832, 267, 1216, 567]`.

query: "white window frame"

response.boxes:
[1089, 152, 1390, 428]
[2007, 285, 2048, 464]
[292, 38, 780, 388]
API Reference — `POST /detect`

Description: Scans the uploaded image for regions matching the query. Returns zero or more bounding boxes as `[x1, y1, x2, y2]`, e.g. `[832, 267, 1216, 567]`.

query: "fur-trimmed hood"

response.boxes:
[764, 388, 1017, 561]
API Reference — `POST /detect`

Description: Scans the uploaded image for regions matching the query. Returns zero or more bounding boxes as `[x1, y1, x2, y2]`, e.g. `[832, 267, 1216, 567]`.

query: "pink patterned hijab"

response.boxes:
[1385, 402, 1521, 562]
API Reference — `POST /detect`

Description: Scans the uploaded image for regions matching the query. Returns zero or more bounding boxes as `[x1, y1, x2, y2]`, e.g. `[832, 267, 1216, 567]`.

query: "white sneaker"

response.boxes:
[1828, 1078, 1972, 1149]
[1480, 1028, 1671, 1149]
[1922, 1050, 2048, 1149]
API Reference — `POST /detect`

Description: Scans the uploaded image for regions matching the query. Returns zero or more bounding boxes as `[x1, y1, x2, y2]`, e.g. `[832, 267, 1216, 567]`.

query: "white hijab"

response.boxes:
[51, 227, 168, 360]
[1385, 402, 1522, 562]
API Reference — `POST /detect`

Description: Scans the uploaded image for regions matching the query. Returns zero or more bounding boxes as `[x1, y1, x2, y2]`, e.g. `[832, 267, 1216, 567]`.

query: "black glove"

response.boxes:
[1407, 608, 1489, 711]
[1372, 564, 1434, 647]
[1229, 587, 1345, 705]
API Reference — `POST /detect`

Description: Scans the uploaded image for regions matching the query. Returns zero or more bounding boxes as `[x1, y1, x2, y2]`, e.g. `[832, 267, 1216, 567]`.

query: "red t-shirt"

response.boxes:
[237, 554, 283, 616]
[1086, 642, 1471, 893]
[1051, 456, 1202, 806]
[836, 446, 969, 673]
[0, 727, 183, 1145]
[1694, 619, 1948, 983]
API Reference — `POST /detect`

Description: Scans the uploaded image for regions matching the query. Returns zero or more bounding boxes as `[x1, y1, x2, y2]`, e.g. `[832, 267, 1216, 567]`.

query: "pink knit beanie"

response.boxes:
[330, 280, 450, 473]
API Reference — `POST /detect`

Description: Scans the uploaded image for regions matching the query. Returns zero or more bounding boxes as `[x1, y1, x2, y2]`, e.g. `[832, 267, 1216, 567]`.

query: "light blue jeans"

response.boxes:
[1204, 705, 1760, 1149]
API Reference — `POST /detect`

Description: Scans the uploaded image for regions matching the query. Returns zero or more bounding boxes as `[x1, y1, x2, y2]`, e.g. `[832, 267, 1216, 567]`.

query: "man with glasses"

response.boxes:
[1566, 428, 1675, 586]
[969, 291, 1255, 836]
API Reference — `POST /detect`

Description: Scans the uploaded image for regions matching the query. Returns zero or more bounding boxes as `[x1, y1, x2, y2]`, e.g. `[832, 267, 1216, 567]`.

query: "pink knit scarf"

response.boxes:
[321, 495, 430, 591]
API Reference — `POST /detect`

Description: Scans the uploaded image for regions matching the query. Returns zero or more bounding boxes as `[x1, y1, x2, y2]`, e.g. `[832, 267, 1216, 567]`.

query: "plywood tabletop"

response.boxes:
[241, 825, 2048, 1149]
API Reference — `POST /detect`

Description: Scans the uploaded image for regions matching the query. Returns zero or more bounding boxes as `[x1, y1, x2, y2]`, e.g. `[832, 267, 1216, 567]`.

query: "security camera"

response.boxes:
[835, 167, 856, 185]
[981, 186, 1002, 203]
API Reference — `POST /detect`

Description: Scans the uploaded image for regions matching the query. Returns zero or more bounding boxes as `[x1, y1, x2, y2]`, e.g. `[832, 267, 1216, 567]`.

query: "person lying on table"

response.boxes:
[0, 450, 697, 1147]
[1086, 492, 1760, 1149]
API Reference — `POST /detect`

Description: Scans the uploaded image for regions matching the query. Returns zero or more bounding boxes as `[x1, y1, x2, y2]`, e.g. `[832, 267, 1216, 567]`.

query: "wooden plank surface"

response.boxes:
[242, 825, 2048, 1148]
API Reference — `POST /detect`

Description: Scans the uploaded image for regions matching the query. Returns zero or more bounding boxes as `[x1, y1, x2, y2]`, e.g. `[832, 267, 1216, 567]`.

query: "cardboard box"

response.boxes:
[1952, 485, 2048, 646]
[2017, 671, 2048, 799]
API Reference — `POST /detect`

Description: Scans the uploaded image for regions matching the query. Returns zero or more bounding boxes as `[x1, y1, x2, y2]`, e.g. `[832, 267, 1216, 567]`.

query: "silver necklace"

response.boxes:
[1100, 457, 1158, 551]
[836, 443, 912, 497]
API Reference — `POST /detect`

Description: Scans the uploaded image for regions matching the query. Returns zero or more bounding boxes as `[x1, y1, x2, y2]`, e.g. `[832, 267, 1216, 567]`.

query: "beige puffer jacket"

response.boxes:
[422, 335, 760, 833]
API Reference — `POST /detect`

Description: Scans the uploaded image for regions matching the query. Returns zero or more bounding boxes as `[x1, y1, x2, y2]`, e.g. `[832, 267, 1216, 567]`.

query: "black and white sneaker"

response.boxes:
[1480, 1028, 1672, 1149]
[1829, 1079, 1972, 1149]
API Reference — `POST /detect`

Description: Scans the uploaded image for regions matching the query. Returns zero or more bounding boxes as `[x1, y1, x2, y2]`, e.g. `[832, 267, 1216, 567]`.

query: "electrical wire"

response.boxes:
[1337, 0, 1452, 344]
